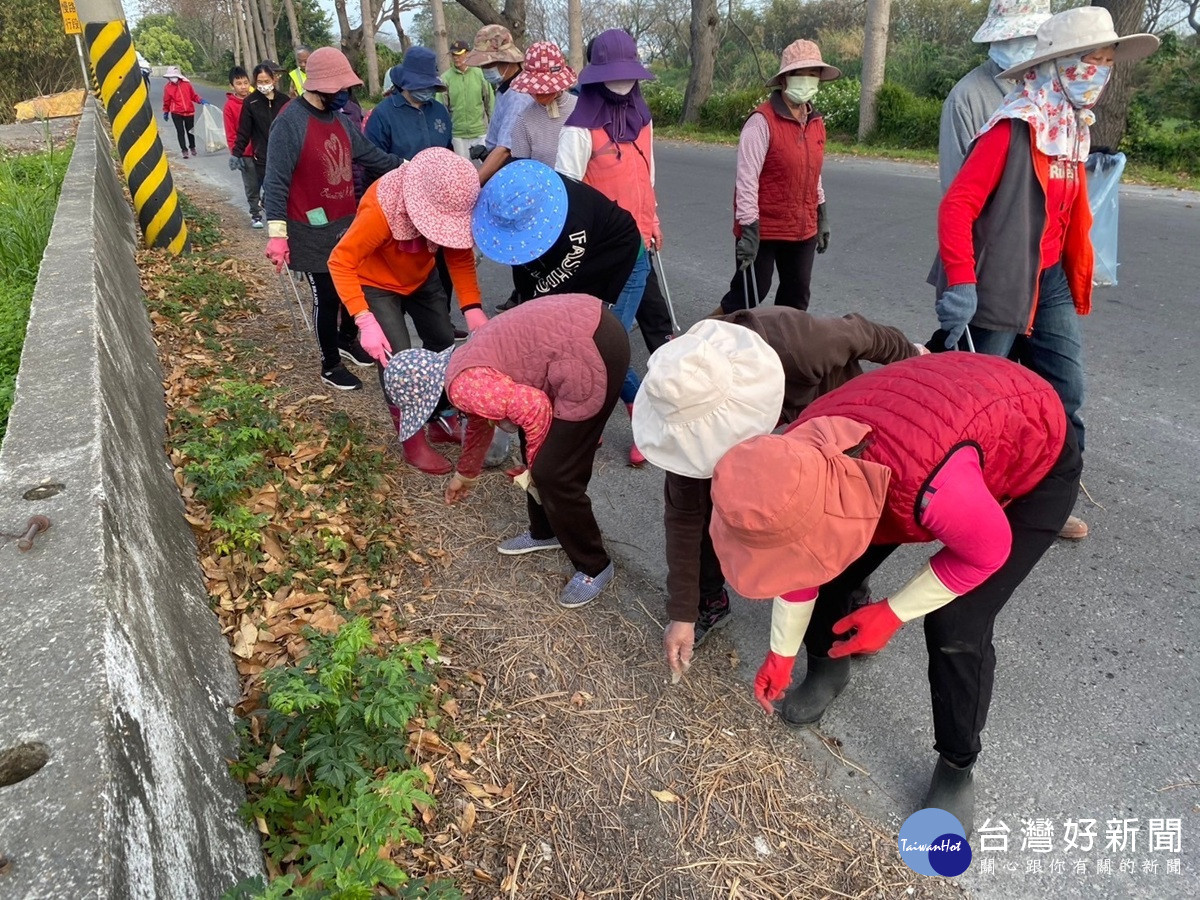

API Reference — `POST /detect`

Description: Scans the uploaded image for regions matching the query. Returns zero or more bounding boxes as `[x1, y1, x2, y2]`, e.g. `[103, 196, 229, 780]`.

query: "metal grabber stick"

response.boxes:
[279, 270, 313, 334]
[741, 264, 759, 310]
[649, 246, 680, 334]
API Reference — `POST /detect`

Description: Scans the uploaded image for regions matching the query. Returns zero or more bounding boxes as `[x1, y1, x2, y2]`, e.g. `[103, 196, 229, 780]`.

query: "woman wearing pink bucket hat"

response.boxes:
[717, 38, 840, 315]
[509, 42, 578, 167]
[708, 353, 1082, 835]
[263, 47, 401, 391]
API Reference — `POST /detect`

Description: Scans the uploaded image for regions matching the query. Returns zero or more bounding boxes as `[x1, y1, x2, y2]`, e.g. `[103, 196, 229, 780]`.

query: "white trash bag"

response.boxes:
[1085, 151, 1126, 286]
[197, 103, 226, 155]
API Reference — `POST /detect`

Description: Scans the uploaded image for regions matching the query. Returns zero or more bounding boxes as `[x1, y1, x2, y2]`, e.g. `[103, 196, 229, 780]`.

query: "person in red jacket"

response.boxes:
[935, 7, 1158, 541]
[708, 353, 1082, 835]
[161, 65, 206, 159]
[223, 66, 261, 227]
[718, 39, 839, 313]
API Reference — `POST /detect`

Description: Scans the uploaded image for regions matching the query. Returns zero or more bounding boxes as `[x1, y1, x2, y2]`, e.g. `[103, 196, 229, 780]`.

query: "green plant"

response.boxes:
[213, 506, 270, 556]
[699, 87, 770, 134]
[643, 82, 684, 125]
[871, 82, 942, 150]
[178, 191, 224, 248]
[231, 618, 455, 898]
[817, 77, 861, 137]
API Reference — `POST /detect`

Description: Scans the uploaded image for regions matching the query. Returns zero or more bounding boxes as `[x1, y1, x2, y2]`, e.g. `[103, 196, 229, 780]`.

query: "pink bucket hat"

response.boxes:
[303, 47, 363, 93]
[511, 42, 577, 95]
[399, 148, 480, 249]
[709, 417, 891, 599]
[769, 39, 841, 86]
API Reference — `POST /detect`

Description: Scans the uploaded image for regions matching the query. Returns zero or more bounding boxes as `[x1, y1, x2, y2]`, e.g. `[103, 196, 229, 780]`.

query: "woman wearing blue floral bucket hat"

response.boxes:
[383, 294, 629, 609]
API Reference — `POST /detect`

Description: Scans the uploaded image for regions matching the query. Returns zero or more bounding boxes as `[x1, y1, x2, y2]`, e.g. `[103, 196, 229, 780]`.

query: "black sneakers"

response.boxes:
[338, 341, 375, 368]
[321, 365, 362, 391]
[694, 588, 732, 647]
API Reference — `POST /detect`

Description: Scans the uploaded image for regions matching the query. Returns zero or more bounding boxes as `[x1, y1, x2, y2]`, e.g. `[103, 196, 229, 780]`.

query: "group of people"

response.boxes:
[204, 2, 1156, 835]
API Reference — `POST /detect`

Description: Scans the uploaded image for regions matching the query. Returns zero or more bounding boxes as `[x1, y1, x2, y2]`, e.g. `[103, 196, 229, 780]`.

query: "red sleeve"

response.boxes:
[190, 84, 203, 104]
[456, 415, 495, 479]
[919, 446, 1012, 595]
[448, 367, 553, 465]
[938, 119, 1012, 286]
[223, 102, 239, 151]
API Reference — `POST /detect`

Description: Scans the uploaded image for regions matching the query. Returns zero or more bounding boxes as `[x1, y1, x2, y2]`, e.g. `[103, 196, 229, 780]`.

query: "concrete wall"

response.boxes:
[0, 102, 262, 897]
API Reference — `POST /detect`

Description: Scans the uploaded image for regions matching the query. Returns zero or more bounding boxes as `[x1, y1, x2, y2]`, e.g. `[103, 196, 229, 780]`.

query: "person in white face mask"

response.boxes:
[936, 7, 1158, 542]
[716, 39, 840, 316]
[937, 1, 1053, 192]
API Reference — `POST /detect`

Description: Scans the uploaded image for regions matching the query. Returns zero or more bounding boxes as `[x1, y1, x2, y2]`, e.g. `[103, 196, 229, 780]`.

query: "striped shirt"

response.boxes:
[509, 92, 579, 167]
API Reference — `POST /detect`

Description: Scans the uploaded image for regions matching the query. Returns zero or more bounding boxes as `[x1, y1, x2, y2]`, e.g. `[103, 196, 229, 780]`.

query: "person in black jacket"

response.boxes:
[231, 62, 289, 188]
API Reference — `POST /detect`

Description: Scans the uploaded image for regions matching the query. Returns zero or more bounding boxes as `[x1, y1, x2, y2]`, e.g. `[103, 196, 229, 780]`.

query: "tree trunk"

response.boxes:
[247, 0, 269, 68]
[457, 0, 527, 41]
[361, 0, 380, 96]
[430, 0, 450, 74]
[282, 0, 302, 56]
[1090, 0, 1148, 151]
[230, 0, 246, 69]
[389, 0, 411, 53]
[241, 0, 260, 67]
[682, 0, 719, 124]
[858, 0, 892, 140]
[568, 0, 583, 71]
[258, 0, 279, 63]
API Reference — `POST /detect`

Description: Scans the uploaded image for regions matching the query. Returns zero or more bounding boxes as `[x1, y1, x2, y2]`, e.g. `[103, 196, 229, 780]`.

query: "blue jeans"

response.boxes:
[969, 264, 1086, 451]
[610, 248, 650, 404]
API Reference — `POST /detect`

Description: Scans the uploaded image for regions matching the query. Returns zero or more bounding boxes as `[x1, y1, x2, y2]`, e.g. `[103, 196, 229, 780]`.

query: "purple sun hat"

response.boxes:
[577, 29, 655, 85]
[383, 347, 455, 441]
[471, 159, 568, 266]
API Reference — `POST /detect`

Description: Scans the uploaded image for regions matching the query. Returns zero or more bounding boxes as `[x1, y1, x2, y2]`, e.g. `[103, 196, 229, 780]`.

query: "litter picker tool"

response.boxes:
[740, 265, 759, 310]
[649, 246, 680, 334]
[279, 271, 313, 334]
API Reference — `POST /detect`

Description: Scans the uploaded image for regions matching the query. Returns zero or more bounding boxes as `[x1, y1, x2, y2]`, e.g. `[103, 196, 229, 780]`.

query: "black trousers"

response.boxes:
[802, 428, 1082, 765]
[522, 309, 629, 577]
[635, 265, 673, 353]
[304, 271, 357, 371]
[363, 276, 454, 396]
[239, 161, 261, 217]
[170, 112, 196, 153]
[719, 236, 818, 313]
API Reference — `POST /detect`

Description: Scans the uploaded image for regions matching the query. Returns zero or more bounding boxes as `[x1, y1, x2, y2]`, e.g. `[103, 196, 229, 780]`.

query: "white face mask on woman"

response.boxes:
[783, 74, 819, 105]
[604, 79, 636, 95]
[989, 35, 1038, 73]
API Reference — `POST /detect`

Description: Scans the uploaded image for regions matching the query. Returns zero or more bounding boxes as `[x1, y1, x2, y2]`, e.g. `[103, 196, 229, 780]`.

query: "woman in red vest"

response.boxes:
[382, 295, 629, 610]
[708, 353, 1081, 834]
[718, 40, 839, 314]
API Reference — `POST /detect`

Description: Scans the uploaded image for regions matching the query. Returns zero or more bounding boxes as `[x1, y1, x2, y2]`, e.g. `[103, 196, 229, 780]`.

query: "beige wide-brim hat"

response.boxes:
[972, 0, 1051, 44]
[632, 320, 785, 479]
[997, 6, 1159, 81]
[768, 39, 841, 86]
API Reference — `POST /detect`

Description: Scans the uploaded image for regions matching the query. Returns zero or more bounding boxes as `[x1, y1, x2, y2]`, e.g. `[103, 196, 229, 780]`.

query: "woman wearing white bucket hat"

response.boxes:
[936, 6, 1157, 542]
[631, 308, 921, 674]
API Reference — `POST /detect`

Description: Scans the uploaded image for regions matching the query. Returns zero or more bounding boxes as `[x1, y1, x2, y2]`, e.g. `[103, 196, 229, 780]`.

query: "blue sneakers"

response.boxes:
[497, 531, 562, 555]
[558, 563, 614, 609]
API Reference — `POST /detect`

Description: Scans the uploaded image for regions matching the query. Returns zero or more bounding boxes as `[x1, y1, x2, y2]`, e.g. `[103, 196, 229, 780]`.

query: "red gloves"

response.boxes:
[829, 600, 903, 658]
[265, 237, 290, 273]
[754, 650, 796, 714]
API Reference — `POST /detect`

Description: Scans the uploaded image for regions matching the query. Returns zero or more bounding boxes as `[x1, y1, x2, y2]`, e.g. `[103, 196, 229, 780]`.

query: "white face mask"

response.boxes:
[257, 83, 274, 95]
[168, 77, 180, 84]
[989, 36, 1039, 73]
[604, 79, 636, 95]
[783, 75, 819, 105]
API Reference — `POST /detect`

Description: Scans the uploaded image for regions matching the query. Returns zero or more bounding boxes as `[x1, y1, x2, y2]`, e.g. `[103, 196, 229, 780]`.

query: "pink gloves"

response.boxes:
[464, 307, 488, 332]
[828, 600, 903, 658]
[355, 311, 392, 365]
[265, 237, 290, 273]
[754, 650, 796, 714]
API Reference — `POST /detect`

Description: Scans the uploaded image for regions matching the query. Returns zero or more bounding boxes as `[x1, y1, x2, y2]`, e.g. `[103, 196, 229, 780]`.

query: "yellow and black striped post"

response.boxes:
[77, 0, 187, 253]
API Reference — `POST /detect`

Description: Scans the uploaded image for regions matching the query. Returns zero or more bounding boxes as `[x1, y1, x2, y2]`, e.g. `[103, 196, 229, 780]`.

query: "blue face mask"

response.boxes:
[483, 67, 504, 85]
[323, 90, 350, 112]
[410, 88, 436, 103]
[988, 36, 1038, 73]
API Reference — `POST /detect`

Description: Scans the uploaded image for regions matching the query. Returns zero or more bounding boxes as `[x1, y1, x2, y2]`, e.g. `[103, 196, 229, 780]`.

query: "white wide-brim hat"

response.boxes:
[997, 6, 1159, 81]
[972, 1, 1051, 44]
[632, 320, 785, 479]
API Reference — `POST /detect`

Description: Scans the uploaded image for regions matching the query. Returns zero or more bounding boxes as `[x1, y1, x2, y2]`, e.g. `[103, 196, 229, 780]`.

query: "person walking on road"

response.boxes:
[709, 353, 1082, 835]
[717, 40, 839, 314]
[224, 66, 262, 227]
[383, 294, 629, 610]
[442, 39, 493, 158]
[936, 7, 1158, 540]
[161, 65, 206, 159]
[262, 47, 401, 391]
[231, 61, 289, 218]
[937, 0, 1052, 191]
[328, 149, 488, 474]
[632, 309, 922, 675]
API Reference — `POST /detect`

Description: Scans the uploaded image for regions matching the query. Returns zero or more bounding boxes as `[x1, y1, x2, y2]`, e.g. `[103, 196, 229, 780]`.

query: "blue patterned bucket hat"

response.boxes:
[383, 347, 454, 441]
[471, 159, 568, 266]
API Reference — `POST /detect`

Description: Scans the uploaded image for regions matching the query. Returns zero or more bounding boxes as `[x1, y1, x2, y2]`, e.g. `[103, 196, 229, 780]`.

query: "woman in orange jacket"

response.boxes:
[328, 148, 487, 475]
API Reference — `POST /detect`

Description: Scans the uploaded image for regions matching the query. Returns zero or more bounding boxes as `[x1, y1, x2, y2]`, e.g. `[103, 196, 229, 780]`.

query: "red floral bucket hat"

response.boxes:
[511, 42, 577, 95]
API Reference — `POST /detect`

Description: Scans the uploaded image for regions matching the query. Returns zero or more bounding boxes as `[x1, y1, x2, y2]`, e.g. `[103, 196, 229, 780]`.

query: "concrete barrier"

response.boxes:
[0, 101, 261, 897]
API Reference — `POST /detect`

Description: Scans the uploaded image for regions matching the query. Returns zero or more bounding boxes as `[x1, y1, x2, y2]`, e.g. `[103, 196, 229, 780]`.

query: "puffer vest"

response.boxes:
[792, 354, 1067, 545]
[749, 95, 825, 241]
[446, 295, 607, 422]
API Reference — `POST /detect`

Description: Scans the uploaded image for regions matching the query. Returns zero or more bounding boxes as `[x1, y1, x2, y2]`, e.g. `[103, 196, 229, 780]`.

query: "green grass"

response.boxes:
[0, 146, 70, 445]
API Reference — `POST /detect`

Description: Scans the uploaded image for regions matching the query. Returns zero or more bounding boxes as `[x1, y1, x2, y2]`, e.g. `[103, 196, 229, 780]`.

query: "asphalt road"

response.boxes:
[157, 80, 1200, 898]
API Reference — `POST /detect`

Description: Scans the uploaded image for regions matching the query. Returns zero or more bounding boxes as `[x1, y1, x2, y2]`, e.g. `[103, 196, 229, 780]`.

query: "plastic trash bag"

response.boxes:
[197, 104, 225, 155]
[1085, 151, 1126, 286]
